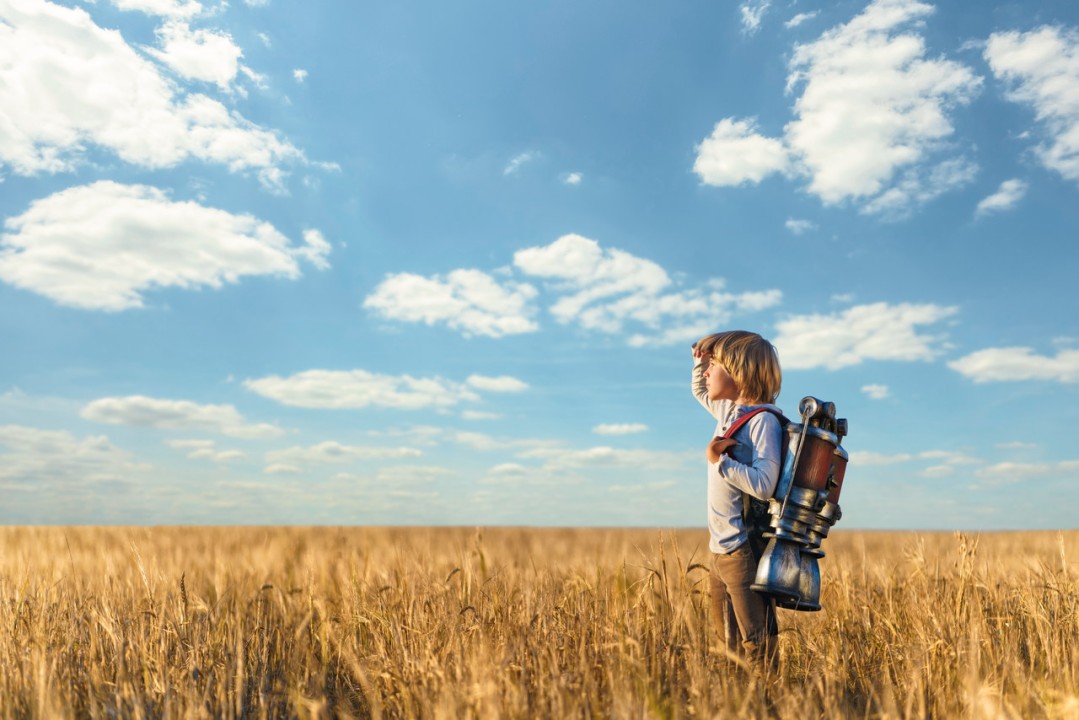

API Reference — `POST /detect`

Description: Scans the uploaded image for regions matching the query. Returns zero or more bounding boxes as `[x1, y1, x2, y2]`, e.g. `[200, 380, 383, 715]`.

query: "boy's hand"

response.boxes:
[706, 437, 737, 463]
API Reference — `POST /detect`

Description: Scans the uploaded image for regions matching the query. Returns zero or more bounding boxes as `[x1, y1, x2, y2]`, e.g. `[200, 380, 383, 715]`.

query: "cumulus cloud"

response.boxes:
[0, 1, 301, 176]
[0, 182, 329, 310]
[516, 445, 694, 472]
[244, 369, 485, 410]
[0, 424, 145, 488]
[514, 234, 782, 347]
[563, 172, 583, 186]
[466, 375, 529, 392]
[293, 68, 308, 83]
[786, 0, 981, 206]
[82, 395, 284, 438]
[986, 27, 1079, 184]
[363, 269, 539, 338]
[975, 179, 1028, 216]
[861, 384, 890, 399]
[850, 449, 981, 478]
[145, 22, 245, 90]
[774, 301, 958, 369]
[697, 0, 981, 214]
[593, 423, 649, 435]
[693, 118, 790, 187]
[948, 347, 1079, 383]
[739, 0, 770, 35]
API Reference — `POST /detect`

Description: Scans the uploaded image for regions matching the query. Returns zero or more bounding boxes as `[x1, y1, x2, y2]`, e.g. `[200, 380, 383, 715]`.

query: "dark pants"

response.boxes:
[710, 543, 778, 662]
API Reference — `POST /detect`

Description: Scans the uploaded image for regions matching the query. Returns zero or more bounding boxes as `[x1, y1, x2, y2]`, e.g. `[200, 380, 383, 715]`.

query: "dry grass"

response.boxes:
[1, 526, 1077, 718]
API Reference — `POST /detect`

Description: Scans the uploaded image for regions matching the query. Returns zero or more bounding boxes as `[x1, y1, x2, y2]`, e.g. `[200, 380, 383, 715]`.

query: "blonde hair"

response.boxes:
[702, 330, 782, 405]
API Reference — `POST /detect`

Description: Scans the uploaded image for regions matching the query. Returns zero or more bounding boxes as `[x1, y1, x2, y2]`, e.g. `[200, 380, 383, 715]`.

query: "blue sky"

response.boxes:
[1, 0, 1077, 528]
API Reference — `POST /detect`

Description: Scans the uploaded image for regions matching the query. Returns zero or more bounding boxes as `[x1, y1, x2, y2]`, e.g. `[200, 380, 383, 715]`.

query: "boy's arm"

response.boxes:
[711, 414, 783, 499]
[691, 344, 724, 418]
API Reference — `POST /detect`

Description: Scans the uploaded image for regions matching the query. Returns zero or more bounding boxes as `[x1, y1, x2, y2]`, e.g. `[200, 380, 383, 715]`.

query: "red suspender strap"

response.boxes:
[722, 407, 771, 439]
[719, 407, 789, 452]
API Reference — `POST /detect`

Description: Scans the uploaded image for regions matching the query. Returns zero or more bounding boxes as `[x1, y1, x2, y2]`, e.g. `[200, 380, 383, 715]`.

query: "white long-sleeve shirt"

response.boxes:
[692, 357, 784, 553]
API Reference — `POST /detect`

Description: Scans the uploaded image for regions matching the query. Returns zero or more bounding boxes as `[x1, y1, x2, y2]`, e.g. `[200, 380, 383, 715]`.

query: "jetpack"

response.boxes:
[751, 396, 849, 611]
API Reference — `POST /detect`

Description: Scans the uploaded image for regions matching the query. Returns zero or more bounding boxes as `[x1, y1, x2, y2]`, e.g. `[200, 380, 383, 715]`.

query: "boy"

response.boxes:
[691, 331, 784, 664]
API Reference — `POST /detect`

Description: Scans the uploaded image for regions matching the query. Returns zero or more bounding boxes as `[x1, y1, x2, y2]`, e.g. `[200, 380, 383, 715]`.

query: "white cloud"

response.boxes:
[461, 410, 502, 421]
[293, 68, 308, 83]
[693, 118, 790, 187]
[861, 384, 890, 399]
[0, 424, 145, 488]
[466, 375, 529, 393]
[113, 0, 202, 18]
[504, 151, 539, 175]
[700, 0, 981, 215]
[609, 479, 677, 494]
[859, 157, 979, 219]
[785, 0, 981, 207]
[975, 178, 1028, 216]
[167, 438, 246, 462]
[593, 423, 649, 436]
[0, 1, 301, 176]
[145, 22, 244, 90]
[785, 11, 819, 29]
[517, 445, 695, 472]
[82, 395, 284, 438]
[363, 269, 539, 338]
[774, 301, 958, 369]
[244, 369, 484, 410]
[975, 459, 1079, 483]
[264, 463, 300, 475]
[514, 234, 782, 347]
[265, 441, 422, 467]
[986, 27, 1079, 183]
[948, 347, 1079, 383]
[850, 449, 980, 467]
[785, 218, 817, 235]
[563, 172, 583, 186]
[0, 182, 329, 310]
[739, 0, 770, 35]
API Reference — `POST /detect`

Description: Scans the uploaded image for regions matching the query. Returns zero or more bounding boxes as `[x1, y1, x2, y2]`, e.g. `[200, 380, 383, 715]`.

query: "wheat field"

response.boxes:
[0, 527, 1076, 719]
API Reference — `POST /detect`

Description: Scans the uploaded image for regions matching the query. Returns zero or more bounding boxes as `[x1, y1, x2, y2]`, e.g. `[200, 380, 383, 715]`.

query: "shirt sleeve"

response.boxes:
[712, 412, 783, 500]
[691, 356, 725, 419]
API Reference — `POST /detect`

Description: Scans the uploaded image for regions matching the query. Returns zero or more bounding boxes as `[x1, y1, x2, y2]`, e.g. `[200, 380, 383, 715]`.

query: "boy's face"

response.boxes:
[705, 358, 740, 402]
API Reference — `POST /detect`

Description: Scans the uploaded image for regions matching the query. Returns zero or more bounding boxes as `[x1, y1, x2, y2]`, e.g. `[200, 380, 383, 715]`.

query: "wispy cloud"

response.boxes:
[948, 347, 1079, 383]
[593, 423, 649, 435]
[785, 11, 819, 29]
[167, 439, 246, 463]
[785, 218, 817, 235]
[466, 375, 529, 393]
[774, 301, 958, 369]
[739, 0, 771, 35]
[0, 182, 329, 310]
[0, 424, 147, 489]
[504, 151, 539, 175]
[861, 384, 890, 399]
[563, 172, 583, 186]
[986, 26, 1079, 184]
[113, 0, 202, 19]
[975, 178, 1028, 217]
[293, 68, 308, 83]
[245, 369, 487, 410]
[82, 395, 284, 439]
